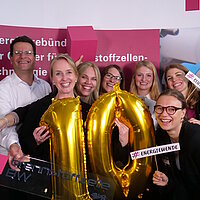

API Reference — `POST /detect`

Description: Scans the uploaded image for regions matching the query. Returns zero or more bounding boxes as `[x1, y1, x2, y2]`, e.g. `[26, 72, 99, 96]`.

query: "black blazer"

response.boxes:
[155, 121, 200, 200]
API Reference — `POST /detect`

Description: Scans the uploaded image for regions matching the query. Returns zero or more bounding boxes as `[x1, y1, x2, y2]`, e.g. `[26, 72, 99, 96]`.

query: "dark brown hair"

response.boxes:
[157, 89, 187, 110]
[100, 64, 125, 94]
[165, 63, 199, 109]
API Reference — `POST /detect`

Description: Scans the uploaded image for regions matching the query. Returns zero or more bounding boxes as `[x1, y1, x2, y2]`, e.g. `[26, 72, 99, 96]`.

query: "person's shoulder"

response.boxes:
[183, 121, 200, 141]
[184, 121, 200, 131]
[35, 77, 51, 87]
[0, 74, 13, 86]
[36, 77, 49, 84]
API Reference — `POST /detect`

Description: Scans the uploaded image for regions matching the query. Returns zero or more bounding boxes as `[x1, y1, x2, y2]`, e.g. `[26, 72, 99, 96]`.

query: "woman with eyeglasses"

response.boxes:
[152, 89, 200, 200]
[130, 61, 161, 129]
[99, 64, 129, 166]
[100, 64, 125, 94]
[165, 63, 200, 125]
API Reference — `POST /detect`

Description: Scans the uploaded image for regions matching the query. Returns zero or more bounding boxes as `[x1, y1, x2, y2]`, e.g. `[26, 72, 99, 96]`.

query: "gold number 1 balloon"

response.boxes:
[86, 84, 155, 199]
[40, 97, 91, 200]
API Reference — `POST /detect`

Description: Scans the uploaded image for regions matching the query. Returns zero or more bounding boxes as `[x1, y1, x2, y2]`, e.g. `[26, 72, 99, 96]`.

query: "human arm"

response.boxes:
[115, 118, 129, 147]
[188, 118, 200, 125]
[8, 143, 30, 171]
[18, 94, 53, 158]
[75, 55, 84, 66]
[1, 98, 49, 131]
[112, 122, 130, 168]
[0, 112, 19, 132]
[0, 101, 34, 132]
[33, 126, 50, 145]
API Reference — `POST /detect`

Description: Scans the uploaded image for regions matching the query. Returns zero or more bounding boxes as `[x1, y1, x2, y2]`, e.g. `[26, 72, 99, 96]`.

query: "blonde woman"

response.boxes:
[130, 60, 161, 100]
[74, 62, 101, 105]
[130, 60, 161, 128]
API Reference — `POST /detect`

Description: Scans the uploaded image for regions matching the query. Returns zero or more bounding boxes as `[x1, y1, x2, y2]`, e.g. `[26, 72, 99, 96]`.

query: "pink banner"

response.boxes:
[0, 25, 67, 83]
[186, 0, 199, 11]
[95, 30, 160, 88]
[0, 25, 160, 90]
[0, 154, 8, 175]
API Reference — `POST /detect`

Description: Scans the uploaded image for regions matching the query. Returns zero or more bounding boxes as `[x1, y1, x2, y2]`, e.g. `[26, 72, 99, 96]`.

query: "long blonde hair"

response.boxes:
[50, 53, 77, 93]
[74, 62, 101, 104]
[129, 61, 161, 100]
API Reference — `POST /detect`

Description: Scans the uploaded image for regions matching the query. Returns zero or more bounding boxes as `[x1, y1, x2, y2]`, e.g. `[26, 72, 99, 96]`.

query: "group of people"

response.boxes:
[0, 35, 199, 200]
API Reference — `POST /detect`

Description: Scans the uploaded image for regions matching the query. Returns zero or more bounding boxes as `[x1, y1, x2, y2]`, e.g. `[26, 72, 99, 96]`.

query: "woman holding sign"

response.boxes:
[153, 89, 200, 200]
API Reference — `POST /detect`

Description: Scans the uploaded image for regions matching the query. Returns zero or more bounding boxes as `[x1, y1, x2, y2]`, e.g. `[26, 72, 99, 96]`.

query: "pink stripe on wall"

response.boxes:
[186, 0, 199, 11]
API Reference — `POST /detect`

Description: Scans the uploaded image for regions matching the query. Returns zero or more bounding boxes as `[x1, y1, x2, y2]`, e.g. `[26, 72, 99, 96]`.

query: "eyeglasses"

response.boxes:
[154, 105, 182, 115]
[13, 50, 34, 56]
[105, 73, 122, 81]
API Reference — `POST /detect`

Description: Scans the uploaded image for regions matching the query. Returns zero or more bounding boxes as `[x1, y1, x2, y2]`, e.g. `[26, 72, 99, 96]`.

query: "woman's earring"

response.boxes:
[181, 117, 184, 122]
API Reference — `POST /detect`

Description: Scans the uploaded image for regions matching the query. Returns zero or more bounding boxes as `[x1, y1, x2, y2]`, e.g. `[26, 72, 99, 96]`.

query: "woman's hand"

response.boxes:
[33, 126, 50, 145]
[75, 55, 84, 66]
[188, 118, 200, 125]
[153, 170, 168, 186]
[8, 143, 30, 172]
[0, 117, 8, 132]
[115, 118, 129, 147]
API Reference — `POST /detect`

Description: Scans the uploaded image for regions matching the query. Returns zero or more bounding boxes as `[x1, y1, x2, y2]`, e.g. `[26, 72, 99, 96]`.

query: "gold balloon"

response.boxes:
[86, 83, 155, 199]
[40, 97, 91, 200]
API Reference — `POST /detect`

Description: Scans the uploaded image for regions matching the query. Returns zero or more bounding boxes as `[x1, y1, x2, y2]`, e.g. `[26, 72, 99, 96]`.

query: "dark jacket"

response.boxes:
[155, 121, 200, 200]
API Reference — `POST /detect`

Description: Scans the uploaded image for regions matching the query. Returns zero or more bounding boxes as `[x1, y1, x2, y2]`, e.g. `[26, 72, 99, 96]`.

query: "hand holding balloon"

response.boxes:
[40, 97, 91, 199]
[115, 118, 129, 147]
[33, 126, 50, 145]
[86, 83, 155, 198]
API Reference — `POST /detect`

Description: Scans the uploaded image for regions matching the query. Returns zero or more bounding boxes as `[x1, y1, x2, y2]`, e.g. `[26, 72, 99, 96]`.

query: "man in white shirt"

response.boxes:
[0, 35, 51, 161]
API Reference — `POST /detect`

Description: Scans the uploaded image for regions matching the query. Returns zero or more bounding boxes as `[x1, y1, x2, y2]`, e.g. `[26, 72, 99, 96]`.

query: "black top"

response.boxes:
[155, 121, 200, 200]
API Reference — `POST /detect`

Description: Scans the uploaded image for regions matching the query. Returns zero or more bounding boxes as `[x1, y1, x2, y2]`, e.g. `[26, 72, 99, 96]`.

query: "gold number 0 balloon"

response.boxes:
[40, 97, 91, 200]
[86, 84, 156, 199]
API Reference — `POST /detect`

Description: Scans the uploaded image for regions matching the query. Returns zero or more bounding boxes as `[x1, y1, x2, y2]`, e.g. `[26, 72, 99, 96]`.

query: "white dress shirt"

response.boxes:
[0, 72, 52, 155]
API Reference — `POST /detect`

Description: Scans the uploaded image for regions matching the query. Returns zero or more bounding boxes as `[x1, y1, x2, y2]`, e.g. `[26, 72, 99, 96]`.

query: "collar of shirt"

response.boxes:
[11, 71, 41, 86]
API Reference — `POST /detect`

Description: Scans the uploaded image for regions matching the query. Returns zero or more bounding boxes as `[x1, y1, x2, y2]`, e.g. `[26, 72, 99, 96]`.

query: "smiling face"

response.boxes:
[52, 58, 77, 99]
[76, 66, 97, 98]
[102, 67, 121, 93]
[135, 66, 153, 96]
[155, 95, 186, 140]
[10, 42, 35, 75]
[166, 68, 188, 97]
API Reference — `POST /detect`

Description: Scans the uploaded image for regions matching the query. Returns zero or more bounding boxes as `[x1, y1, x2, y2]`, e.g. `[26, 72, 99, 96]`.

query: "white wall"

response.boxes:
[0, 0, 200, 29]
